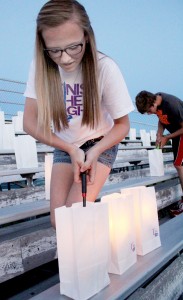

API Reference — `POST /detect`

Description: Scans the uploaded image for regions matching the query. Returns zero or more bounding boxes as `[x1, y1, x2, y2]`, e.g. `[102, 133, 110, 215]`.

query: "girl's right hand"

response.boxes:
[69, 146, 86, 183]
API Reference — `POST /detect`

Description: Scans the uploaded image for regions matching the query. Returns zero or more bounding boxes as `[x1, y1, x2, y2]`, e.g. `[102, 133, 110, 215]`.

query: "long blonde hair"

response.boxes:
[35, 0, 100, 135]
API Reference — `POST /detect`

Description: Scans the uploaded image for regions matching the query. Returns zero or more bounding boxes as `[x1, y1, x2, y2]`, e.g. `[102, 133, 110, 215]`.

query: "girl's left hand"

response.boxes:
[80, 148, 99, 184]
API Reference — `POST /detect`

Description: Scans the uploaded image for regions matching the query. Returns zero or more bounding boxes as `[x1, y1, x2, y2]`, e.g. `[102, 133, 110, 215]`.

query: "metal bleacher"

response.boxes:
[0, 114, 183, 299]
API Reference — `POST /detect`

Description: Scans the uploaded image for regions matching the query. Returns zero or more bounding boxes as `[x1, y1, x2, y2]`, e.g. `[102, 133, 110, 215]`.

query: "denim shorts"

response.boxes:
[53, 139, 119, 169]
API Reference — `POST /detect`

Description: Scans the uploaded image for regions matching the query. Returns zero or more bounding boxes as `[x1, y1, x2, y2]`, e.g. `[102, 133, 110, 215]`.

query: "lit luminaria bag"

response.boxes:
[121, 186, 161, 256]
[101, 193, 137, 275]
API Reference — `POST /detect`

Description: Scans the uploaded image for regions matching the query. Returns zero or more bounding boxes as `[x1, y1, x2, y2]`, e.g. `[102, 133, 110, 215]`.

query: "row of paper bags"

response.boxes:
[55, 185, 161, 300]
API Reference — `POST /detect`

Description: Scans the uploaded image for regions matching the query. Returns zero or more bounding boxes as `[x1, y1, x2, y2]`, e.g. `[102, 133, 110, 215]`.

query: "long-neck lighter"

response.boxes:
[81, 171, 87, 207]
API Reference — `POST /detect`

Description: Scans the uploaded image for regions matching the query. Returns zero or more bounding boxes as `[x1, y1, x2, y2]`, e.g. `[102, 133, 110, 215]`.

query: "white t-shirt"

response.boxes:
[24, 52, 134, 147]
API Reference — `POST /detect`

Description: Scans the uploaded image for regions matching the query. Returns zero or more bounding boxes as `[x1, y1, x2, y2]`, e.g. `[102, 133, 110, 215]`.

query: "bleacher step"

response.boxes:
[0, 200, 50, 225]
[30, 214, 183, 300]
[0, 171, 181, 226]
[128, 253, 183, 300]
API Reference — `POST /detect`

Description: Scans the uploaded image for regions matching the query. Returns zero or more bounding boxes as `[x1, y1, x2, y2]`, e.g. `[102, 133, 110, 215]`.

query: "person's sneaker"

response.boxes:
[169, 199, 183, 217]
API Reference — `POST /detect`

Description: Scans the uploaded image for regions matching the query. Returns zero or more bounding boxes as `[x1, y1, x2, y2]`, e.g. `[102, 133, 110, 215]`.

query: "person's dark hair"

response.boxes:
[135, 90, 156, 114]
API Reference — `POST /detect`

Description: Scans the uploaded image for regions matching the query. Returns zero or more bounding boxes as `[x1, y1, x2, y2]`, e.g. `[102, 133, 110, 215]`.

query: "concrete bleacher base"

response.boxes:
[0, 216, 57, 283]
[128, 254, 183, 300]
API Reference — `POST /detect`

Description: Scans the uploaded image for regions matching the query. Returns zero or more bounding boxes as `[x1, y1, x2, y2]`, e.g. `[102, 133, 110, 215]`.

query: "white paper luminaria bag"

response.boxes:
[121, 186, 161, 256]
[55, 201, 110, 300]
[129, 128, 136, 140]
[148, 148, 164, 176]
[101, 193, 137, 275]
[44, 153, 53, 200]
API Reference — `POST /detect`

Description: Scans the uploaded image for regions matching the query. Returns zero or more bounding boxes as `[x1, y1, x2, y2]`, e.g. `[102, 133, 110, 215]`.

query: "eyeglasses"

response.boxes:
[44, 43, 84, 59]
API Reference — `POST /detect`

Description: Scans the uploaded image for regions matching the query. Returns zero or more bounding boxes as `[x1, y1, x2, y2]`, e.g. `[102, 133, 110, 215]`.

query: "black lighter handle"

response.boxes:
[81, 171, 87, 207]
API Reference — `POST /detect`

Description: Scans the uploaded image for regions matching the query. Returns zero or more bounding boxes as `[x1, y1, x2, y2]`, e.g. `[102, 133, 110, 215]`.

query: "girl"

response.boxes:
[23, 0, 134, 227]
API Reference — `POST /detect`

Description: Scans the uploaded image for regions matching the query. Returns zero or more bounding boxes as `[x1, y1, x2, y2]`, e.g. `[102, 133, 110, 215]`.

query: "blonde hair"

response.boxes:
[35, 0, 100, 135]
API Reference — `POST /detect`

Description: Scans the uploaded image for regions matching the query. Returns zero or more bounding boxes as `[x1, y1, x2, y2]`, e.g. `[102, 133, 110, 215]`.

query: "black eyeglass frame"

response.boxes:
[44, 43, 84, 58]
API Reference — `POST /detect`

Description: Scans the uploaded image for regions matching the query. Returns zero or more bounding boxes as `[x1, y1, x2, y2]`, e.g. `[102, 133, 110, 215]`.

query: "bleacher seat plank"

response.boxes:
[118, 145, 172, 150]
[0, 167, 45, 187]
[113, 155, 173, 169]
[0, 167, 44, 177]
[0, 145, 172, 156]
[0, 200, 49, 225]
[99, 170, 178, 198]
[0, 147, 53, 155]
[30, 214, 183, 300]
